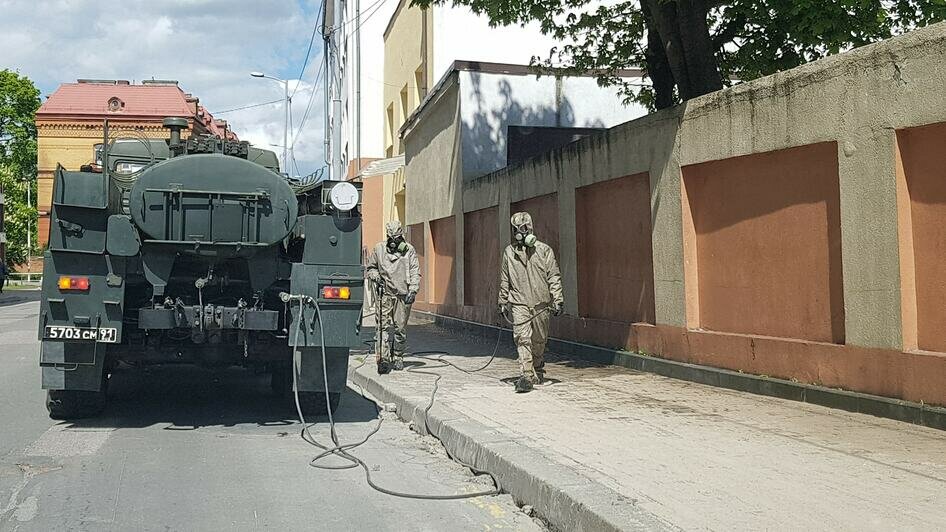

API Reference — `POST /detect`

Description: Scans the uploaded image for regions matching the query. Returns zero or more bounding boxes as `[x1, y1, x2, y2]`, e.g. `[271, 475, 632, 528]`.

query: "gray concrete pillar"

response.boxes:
[837, 131, 902, 349]
[650, 154, 687, 328]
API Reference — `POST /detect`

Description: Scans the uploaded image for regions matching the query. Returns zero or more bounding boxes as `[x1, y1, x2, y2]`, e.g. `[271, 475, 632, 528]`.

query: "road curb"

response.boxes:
[349, 364, 679, 532]
[417, 311, 946, 432]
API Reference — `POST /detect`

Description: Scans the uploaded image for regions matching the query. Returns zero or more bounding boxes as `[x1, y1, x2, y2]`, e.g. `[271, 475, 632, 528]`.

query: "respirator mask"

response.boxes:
[387, 236, 408, 254]
[514, 223, 537, 247]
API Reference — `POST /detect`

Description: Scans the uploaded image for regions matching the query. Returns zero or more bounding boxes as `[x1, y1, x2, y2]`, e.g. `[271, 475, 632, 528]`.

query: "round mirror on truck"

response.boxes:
[329, 182, 359, 212]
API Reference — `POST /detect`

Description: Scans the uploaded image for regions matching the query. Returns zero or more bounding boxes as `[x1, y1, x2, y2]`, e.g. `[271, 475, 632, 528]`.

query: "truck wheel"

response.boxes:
[46, 373, 109, 420]
[297, 391, 342, 416]
[46, 389, 107, 420]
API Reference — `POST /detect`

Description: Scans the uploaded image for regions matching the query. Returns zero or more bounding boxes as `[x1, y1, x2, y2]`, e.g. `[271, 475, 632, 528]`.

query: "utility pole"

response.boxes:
[283, 79, 289, 173]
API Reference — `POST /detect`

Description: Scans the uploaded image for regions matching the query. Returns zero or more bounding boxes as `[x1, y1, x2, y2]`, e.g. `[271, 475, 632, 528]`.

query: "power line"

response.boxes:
[213, 99, 284, 114]
[321, 0, 386, 38]
[291, 0, 327, 100]
[290, 57, 325, 150]
[344, 0, 390, 40]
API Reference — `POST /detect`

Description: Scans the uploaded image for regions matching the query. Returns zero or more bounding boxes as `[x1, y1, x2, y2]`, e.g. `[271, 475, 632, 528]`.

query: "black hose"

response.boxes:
[289, 295, 500, 500]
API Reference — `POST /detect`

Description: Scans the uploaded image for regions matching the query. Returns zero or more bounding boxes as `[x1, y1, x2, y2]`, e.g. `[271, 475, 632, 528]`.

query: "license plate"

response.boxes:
[44, 326, 118, 343]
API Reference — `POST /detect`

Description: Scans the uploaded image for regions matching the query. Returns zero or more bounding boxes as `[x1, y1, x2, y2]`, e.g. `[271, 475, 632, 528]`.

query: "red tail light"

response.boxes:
[322, 286, 350, 300]
[58, 276, 90, 291]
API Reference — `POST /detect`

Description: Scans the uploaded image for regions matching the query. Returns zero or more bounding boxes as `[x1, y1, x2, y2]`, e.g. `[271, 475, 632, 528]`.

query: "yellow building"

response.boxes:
[352, 1, 434, 257]
[383, 1, 434, 158]
[35, 79, 234, 249]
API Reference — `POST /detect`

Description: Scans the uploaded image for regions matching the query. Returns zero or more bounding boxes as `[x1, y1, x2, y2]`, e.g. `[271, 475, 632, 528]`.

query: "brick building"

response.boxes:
[34, 79, 236, 249]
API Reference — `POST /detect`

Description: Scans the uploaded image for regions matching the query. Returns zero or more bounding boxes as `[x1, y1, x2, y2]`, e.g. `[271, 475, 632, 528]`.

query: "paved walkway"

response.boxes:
[354, 316, 946, 531]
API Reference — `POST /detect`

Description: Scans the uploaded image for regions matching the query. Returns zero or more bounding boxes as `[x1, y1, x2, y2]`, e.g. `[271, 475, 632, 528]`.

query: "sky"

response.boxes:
[0, 0, 326, 176]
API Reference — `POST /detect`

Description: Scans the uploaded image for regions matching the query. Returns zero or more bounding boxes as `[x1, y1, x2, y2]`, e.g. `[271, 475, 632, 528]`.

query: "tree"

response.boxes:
[0, 70, 41, 268]
[411, 0, 946, 109]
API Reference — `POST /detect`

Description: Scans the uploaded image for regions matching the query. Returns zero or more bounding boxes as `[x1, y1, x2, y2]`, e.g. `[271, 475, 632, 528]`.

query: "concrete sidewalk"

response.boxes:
[351, 316, 946, 531]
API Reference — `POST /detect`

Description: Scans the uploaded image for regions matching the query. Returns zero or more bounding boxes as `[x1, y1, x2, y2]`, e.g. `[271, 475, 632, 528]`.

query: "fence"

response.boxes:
[6, 272, 43, 287]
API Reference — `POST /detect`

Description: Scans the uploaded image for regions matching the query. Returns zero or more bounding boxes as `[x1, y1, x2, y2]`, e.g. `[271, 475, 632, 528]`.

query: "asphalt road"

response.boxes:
[0, 292, 541, 531]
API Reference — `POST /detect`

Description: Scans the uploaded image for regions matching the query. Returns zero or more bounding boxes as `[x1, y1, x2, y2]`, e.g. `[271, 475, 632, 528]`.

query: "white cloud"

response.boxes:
[0, 0, 326, 175]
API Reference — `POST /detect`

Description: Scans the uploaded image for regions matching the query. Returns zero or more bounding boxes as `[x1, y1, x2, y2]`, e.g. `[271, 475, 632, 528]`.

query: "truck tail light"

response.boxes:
[58, 276, 90, 291]
[322, 286, 350, 300]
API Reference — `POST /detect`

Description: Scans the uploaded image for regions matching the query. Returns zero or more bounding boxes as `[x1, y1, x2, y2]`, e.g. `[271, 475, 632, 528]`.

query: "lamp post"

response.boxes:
[250, 71, 290, 173]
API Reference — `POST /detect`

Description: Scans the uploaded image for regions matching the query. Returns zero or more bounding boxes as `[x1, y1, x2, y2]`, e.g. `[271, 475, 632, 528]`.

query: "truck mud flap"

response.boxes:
[40, 341, 107, 392]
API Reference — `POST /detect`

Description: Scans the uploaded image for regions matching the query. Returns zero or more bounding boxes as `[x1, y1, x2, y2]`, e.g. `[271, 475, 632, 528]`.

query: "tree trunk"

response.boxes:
[641, 1, 677, 109]
[643, 0, 723, 101]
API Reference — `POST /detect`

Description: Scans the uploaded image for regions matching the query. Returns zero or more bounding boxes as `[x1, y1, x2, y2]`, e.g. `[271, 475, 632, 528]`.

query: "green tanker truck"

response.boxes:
[38, 117, 363, 419]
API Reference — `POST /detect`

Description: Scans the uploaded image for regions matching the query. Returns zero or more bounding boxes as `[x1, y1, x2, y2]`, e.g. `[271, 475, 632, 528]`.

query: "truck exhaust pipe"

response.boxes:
[162, 117, 189, 156]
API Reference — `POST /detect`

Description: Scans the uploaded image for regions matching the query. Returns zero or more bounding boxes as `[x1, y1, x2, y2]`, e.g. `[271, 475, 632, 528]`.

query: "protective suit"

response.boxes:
[366, 221, 421, 373]
[498, 212, 563, 392]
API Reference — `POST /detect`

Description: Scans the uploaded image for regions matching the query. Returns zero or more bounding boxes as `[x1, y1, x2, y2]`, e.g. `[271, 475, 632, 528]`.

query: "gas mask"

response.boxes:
[514, 223, 537, 247]
[387, 236, 408, 254]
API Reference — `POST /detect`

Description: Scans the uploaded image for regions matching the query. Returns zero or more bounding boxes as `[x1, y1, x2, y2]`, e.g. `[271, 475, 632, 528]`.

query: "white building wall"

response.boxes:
[458, 71, 648, 179]
[431, 6, 563, 83]
[344, 0, 399, 165]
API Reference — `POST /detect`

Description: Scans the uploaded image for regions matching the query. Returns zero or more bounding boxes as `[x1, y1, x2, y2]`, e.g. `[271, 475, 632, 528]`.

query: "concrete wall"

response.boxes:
[682, 144, 844, 343]
[404, 81, 461, 227]
[407, 22, 946, 407]
[896, 122, 946, 353]
[429, 215, 457, 305]
[458, 71, 646, 179]
[408, 222, 427, 303]
[463, 206, 500, 307]
[576, 173, 655, 324]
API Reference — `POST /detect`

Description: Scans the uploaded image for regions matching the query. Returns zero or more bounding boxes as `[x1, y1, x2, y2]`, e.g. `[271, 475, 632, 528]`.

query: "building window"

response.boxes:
[385, 103, 395, 157]
[415, 67, 426, 102]
[107, 97, 124, 112]
[400, 84, 409, 122]
[399, 85, 410, 155]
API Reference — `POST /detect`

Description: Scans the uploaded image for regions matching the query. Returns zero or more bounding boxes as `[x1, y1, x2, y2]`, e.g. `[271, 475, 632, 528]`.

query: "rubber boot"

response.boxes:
[377, 360, 392, 375]
[515, 375, 534, 393]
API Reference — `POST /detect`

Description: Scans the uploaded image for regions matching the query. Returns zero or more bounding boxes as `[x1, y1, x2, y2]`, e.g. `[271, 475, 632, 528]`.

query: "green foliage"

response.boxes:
[412, 0, 946, 109]
[0, 69, 41, 268]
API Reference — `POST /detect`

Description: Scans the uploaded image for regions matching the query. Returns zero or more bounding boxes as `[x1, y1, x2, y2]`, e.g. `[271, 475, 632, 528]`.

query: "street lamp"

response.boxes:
[250, 71, 290, 173]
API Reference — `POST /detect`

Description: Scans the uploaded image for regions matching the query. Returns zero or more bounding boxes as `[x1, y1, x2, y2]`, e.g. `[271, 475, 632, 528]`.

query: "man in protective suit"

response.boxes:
[366, 221, 421, 374]
[498, 212, 564, 393]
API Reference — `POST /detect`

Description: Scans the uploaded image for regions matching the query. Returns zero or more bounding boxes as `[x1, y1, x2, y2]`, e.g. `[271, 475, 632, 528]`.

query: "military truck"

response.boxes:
[38, 118, 363, 419]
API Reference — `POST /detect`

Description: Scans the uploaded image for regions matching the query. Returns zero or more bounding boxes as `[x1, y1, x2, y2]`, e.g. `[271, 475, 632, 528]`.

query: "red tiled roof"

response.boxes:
[37, 83, 194, 119]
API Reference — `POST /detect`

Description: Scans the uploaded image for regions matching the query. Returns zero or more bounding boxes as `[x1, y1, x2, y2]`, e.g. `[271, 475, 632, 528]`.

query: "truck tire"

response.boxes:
[46, 389, 107, 419]
[46, 373, 109, 420]
[297, 391, 341, 416]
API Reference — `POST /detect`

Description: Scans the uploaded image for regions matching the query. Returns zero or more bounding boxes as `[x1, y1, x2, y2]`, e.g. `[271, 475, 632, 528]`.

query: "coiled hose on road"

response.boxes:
[287, 293, 516, 500]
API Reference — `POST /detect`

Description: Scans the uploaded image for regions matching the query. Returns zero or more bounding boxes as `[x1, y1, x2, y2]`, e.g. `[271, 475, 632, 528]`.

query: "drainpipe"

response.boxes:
[323, 35, 331, 168]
